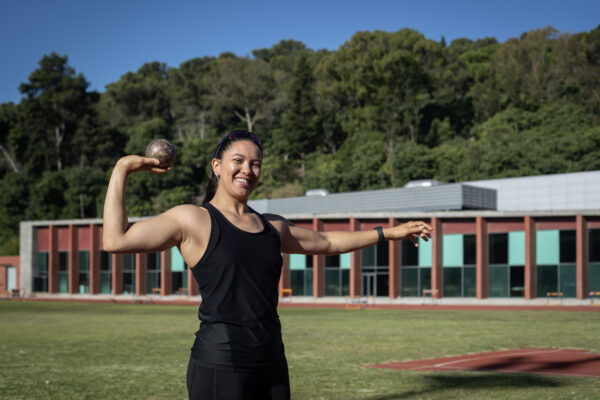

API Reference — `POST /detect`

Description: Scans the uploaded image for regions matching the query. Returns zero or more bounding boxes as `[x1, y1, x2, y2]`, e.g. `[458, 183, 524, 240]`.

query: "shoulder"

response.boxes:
[262, 213, 292, 233]
[163, 204, 210, 226]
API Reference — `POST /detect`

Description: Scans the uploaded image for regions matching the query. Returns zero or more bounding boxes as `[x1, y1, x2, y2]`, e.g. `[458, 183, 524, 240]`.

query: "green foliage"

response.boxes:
[0, 25, 599, 244]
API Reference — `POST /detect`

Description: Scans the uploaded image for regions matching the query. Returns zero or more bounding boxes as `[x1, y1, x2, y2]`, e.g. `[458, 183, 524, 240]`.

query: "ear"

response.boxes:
[211, 158, 221, 178]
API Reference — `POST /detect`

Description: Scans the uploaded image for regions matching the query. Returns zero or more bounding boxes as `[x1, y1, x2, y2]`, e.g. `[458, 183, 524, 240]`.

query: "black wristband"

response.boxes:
[374, 226, 385, 243]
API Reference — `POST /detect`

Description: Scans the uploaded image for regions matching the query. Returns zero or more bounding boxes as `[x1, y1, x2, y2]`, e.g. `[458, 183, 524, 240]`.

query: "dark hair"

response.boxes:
[202, 130, 263, 204]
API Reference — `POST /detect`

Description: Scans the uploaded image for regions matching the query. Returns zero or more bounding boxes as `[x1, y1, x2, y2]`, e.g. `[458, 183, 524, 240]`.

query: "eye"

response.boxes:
[233, 158, 243, 163]
[253, 162, 262, 169]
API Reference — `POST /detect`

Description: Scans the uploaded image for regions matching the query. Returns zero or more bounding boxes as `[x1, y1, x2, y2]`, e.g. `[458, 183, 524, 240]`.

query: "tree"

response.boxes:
[18, 53, 91, 171]
[209, 56, 281, 132]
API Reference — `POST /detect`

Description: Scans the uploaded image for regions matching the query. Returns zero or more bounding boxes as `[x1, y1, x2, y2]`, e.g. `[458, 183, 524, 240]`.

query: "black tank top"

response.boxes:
[189, 203, 284, 372]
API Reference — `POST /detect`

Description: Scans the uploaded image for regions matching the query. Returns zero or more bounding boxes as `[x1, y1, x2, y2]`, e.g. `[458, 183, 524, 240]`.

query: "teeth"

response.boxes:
[235, 178, 250, 183]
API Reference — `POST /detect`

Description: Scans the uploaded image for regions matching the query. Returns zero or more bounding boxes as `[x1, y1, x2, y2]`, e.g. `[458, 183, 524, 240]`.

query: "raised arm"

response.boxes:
[266, 215, 432, 255]
[102, 156, 183, 254]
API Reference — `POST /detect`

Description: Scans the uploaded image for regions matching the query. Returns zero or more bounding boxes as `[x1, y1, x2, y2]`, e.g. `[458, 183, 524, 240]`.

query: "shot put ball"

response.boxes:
[145, 139, 176, 167]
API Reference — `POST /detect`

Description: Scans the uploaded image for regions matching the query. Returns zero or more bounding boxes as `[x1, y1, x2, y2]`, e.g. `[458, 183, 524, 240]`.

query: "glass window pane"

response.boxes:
[305, 269, 313, 296]
[376, 242, 388, 266]
[510, 266, 525, 297]
[402, 267, 419, 296]
[509, 231, 525, 265]
[306, 255, 313, 269]
[78, 251, 89, 273]
[443, 234, 463, 267]
[341, 269, 350, 296]
[79, 273, 89, 293]
[340, 253, 351, 269]
[559, 230, 576, 263]
[589, 230, 600, 262]
[537, 230, 559, 265]
[362, 246, 375, 266]
[289, 254, 306, 270]
[402, 240, 418, 266]
[100, 251, 112, 271]
[59, 272, 68, 293]
[171, 247, 185, 272]
[325, 269, 340, 296]
[100, 272, 111, 294]
[443, 268, 462, 297]
[38, 253, 48, 274]
[488, 265, 509, 297]
[418, 237, 432, 267]
[420, 268, 431, 294]
[559, 264, 576, 298]
[463, 267, 476, 297]
[290, 270, 304, 296]
[59, 252, 68, 272]
[589, 263, 600, 293]
[489, 233, 508, 264]
[537, 265, 558, 297]
[463, 235, 476, 265]
[123, 254, 135, 271]
[376, 273, 389, 297]
[325, 255, 340, 268]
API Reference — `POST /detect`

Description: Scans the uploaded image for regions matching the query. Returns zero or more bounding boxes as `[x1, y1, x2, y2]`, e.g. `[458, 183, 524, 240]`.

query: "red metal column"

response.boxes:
[388, 218, 400, 298]
[576, 215, 588, 299]
[431, 217, 443, 299]
[48, 226, 59, 293]
[524, 216, 536, 299]
[313, 218, 324, 298]
[89, 224, 100, 294]
[279, 253, 290, 296]
[135, 253, 146, 296]
[68, 225, 78, 294]
[349, 218, 361, 297]
[476, 217, 488, 299]
[111, 254, 122, 295]
[160, 249, 172, 296]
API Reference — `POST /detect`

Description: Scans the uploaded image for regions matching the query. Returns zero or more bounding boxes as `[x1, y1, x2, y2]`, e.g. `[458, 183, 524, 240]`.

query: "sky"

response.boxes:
[1, 0, 598, 104]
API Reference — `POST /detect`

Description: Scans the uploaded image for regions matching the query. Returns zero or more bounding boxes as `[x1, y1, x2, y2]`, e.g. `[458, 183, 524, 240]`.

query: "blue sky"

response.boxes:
[1, 0, 598, 104]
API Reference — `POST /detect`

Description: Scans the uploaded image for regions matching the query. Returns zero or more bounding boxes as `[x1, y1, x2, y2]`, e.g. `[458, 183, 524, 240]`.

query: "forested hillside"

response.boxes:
[0, 26, 599, 254]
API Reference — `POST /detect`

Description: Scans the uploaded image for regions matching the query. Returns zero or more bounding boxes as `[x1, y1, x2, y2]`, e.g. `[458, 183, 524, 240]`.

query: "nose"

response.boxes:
[241, 161, 252, 175]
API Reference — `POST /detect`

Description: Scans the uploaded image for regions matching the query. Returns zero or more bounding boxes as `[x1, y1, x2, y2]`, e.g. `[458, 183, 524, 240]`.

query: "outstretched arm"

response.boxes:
[102, 156, 183, 254]
[267, 215, 432, 255]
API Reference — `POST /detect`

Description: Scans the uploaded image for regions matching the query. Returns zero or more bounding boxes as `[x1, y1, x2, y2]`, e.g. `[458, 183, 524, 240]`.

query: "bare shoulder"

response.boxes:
[263, 213, 292, 232]
[167, 204, 209, 226]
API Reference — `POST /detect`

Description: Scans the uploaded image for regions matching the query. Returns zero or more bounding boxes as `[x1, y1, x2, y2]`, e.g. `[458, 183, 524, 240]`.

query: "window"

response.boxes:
[324, 254, 350, 296]
[442, 234, 475, 297]
[401, 239, 430, 296]
[590, 229, 600, 293]
[146, 253, 161, 294]
[58, 251, 69, 293]
[361, 242, 388, 297]
[123, 254, 136, 294]
[34, 252, 49, 292]
[536, 230, 576, 298]
[99, 251, 112, 294]
[289, 254, 313, 296]
[78, 251, 90, 294]
[488, 232, 524, 298]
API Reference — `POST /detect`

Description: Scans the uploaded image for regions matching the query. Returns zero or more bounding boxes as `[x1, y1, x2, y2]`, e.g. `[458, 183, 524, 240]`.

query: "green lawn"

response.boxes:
[1, 301, 599, 399]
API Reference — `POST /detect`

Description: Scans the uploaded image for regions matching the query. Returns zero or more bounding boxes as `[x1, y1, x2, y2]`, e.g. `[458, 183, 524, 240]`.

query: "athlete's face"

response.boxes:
[212, 140, 262, 200]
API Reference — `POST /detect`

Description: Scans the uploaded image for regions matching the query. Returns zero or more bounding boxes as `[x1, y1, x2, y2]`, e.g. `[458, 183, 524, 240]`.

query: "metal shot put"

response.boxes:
[145, 138, 176, 167]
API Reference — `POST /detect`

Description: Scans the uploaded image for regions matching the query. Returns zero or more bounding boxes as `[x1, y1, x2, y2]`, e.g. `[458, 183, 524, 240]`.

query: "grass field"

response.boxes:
[1, 301, 599, 399]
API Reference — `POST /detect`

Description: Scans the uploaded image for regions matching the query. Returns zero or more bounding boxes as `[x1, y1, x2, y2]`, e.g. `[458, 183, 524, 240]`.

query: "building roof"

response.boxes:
[248, 183, 496, 215]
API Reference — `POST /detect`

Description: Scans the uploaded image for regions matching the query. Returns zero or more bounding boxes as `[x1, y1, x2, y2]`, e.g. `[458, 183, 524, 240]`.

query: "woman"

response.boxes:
[102, 130, 432, 400]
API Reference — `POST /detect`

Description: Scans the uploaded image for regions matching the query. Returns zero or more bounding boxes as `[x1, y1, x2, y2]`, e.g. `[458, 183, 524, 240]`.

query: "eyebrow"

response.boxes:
[231, 153, 262, 162]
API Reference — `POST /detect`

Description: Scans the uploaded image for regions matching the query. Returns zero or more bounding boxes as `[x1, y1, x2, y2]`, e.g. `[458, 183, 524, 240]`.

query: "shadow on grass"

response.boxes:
[364, 373, 564, 400]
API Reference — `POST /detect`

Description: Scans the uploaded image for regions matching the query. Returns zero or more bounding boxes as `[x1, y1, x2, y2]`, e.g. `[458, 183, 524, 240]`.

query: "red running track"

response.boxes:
[371, 348, 600, 378]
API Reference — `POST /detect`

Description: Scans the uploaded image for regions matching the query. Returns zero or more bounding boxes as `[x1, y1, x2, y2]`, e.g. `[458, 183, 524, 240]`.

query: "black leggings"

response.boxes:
[187, 355, 291, 400]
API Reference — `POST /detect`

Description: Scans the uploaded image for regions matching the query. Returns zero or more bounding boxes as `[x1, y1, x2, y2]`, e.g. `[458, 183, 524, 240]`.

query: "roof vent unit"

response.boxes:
[404, 179, 444, 188]
[305, 189, 329, 197]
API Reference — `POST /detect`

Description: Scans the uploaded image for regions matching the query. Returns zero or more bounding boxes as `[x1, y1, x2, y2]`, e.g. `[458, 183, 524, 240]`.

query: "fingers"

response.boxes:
[404, 221, 433, 246]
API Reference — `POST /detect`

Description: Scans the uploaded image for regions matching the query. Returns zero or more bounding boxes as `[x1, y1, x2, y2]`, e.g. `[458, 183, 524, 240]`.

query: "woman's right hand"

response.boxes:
[115, 155, 171, 174]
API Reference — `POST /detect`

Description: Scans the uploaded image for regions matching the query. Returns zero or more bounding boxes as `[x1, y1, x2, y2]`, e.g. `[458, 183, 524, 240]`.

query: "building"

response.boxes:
[17, 171, 600, 301]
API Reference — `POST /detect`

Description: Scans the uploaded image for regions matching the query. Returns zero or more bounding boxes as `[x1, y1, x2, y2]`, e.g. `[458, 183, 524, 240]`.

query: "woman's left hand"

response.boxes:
[385, 221, 433, 246]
